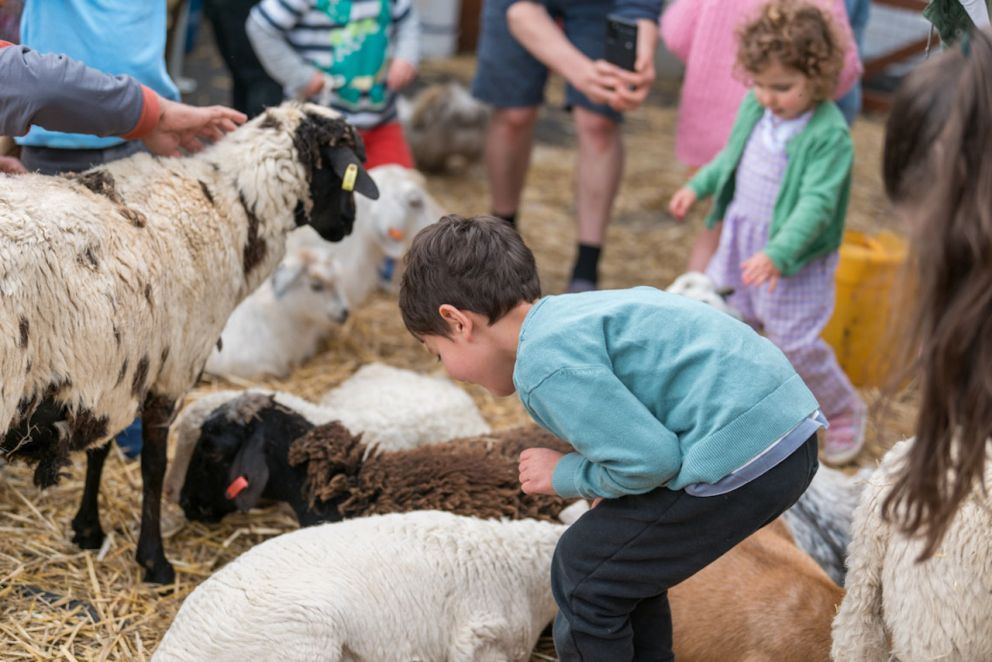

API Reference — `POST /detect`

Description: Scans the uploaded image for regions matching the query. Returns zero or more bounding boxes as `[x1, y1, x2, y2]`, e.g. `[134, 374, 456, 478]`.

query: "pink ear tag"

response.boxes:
[226, 475, 249, 500]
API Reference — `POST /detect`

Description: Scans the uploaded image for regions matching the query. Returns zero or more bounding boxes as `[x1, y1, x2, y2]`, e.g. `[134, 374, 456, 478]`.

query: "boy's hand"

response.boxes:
[0, 155, 26, 174]
[741, 252, 781, 292]
[386, 58, 417, 91]
[519, 447, 564, 495]
[668, 186, 697, 220]
[302, 71, 325, 99]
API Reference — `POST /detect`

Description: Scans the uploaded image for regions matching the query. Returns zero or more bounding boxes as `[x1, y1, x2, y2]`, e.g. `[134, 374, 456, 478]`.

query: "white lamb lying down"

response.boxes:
[295, 164, 446, 307]
[153, 511, 559, 662]
[204, 240, 349, 379]
[665, 271, 741, 320]
[831, 438, 992, 661]
[163, 363, 490, 502]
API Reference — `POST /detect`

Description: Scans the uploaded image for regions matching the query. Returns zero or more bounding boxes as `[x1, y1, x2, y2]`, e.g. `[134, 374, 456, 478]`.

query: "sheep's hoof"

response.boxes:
[140, 557, 176, 585]
[71, 523, 105, 550]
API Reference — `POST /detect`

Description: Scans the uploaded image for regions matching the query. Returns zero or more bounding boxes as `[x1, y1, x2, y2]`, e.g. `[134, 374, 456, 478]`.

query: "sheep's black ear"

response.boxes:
[322, 146, 379, 200]
[715, 286, 735, 300]
[226, 427, 269, 511]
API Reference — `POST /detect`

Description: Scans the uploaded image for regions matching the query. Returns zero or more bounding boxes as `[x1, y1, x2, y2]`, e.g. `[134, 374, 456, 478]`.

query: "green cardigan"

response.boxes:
[687, 92, 853, 277]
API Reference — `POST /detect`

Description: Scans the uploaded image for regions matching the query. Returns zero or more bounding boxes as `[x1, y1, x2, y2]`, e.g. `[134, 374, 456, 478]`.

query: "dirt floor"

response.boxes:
[0, 32, 919, 662]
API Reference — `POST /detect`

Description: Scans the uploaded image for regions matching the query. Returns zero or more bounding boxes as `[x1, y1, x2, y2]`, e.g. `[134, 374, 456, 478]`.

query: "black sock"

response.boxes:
[571, 243, 601, 284]
[492, 211, 517, 228]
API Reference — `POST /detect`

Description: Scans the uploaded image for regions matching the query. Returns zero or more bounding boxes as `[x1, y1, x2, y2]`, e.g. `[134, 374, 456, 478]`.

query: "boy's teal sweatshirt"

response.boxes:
[513, 287, 819, 500]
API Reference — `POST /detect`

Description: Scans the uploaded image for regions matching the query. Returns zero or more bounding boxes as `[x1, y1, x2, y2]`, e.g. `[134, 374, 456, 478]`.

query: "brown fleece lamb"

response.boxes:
[287, 423, 577, 521]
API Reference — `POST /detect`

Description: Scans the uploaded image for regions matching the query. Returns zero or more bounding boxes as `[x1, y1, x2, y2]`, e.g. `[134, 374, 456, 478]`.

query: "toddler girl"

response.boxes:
[669, 0, 865, 465]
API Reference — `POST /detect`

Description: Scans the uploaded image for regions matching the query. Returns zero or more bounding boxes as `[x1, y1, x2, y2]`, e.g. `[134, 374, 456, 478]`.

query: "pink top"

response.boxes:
[660, 0, 862, 167]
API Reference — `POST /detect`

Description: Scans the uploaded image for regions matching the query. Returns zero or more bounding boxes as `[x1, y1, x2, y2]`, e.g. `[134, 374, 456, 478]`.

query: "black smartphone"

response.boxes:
[605, 14, 638, 71]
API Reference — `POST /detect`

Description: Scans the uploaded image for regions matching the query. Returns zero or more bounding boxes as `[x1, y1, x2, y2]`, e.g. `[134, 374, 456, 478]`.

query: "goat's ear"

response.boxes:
[226, 427, 269, 512]
[322, 146, 379, 200]
[271, 256, 306, 299]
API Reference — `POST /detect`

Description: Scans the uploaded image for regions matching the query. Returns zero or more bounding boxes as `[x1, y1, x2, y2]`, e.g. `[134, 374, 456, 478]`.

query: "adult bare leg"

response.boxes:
[571, 107, 622, 287]
[486, 106, 539, 219]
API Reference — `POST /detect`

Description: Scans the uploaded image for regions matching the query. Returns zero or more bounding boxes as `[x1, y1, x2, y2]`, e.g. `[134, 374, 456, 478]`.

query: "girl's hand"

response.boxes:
[741, 252, 781, 292]
[668, 186, 697, 220]
[386, 58, 417, 91]
[519, 447, 564, 495]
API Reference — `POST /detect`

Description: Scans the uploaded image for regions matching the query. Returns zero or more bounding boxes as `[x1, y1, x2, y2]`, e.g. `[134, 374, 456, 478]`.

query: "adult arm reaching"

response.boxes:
[0, 41, 245, 163]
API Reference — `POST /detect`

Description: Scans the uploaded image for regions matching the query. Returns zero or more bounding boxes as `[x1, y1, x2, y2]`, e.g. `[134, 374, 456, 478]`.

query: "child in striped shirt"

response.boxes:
[246, 0, 420, 169]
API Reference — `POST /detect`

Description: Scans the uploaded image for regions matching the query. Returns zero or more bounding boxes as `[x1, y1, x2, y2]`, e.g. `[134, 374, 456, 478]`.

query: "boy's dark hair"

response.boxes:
[882, 27, 992, 561]
[399, 215, 541, 337]
[736, 0, 846, 101]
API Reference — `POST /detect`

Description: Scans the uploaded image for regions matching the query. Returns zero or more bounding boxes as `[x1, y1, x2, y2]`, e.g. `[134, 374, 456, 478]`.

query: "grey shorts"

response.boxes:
[471, 0, 622, 123]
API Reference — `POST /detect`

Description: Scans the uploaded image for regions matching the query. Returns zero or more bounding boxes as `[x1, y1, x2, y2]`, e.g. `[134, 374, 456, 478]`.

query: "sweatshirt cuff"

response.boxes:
[551, 452, 585, 499]
[122, 85, 160, 140]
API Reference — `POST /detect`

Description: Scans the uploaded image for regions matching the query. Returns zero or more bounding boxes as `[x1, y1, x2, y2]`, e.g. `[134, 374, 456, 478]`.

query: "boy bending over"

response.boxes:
[399, 215, 822, 661]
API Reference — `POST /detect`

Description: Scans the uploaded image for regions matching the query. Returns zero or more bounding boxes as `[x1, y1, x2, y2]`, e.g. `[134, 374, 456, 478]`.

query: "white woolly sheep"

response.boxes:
[153, 511, 560, 662]
[781, 463, 873, 586]
[398, 82, 489, 174]
[0, 102, 378, 583]
[163, 362, 491, 503]
[666, 271, 741, 320]
[831, 438, 992, 662]
[154, 510, 842, 662]
[204, 239, 349, 379]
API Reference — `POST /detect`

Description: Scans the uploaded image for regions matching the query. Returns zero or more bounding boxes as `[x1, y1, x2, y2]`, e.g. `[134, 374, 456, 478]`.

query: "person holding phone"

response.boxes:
[472, 0, 662, 293]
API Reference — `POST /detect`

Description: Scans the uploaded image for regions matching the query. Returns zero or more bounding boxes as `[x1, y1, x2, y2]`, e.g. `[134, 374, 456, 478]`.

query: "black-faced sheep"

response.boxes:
[163, 364, 492, 503]
[0, 102, 378, 583]
[177, 393, 575, 526]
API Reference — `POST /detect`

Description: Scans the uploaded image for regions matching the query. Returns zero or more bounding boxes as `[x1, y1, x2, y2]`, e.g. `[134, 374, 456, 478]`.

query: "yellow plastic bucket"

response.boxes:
[822, 230, 908, 387]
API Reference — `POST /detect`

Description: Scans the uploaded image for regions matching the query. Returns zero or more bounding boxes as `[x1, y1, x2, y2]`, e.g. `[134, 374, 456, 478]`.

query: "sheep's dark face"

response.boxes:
[179, 397, 315, 523]
[179, 413, 243, 523]
[291, 112, 379, 243]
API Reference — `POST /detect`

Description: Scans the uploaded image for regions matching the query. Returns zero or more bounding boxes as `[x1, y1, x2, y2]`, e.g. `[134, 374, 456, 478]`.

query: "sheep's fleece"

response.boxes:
[153, 511, 561, 662]
[831, 438, 992, 661]
[164, 363, 490, 502]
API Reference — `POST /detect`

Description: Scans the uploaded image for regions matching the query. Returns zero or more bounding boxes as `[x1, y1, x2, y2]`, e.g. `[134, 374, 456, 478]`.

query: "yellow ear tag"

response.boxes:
[387, 227, 405, 241]
[341, 163, 358, 192]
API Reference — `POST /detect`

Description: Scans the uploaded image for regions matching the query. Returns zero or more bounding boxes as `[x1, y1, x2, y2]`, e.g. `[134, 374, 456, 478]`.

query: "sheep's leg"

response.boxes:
[135, 394, 176, 584]
[70, 441, 112, 549]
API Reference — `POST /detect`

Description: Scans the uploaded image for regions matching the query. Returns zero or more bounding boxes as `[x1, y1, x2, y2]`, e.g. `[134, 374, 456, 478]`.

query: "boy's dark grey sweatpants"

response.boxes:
[551, 433, 819, 662]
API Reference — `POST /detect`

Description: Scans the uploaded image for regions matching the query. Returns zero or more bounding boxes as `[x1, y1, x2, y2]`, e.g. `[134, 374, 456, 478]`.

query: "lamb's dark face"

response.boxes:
[179, 397, 315, 524]
[179, 413, 243, 523]
[291, 112, 379, 242]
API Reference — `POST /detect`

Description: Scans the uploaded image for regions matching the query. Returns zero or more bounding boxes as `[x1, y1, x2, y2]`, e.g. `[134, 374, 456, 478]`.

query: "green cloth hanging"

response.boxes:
[924, 0, 991, 44]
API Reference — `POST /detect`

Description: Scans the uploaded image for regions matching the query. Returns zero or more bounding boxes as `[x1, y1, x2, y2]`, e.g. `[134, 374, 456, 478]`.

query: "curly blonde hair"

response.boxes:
[736, 0, 847, 101]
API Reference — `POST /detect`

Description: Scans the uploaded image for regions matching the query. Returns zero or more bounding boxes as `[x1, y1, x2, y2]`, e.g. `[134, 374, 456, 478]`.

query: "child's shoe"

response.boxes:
[822, 403, 867, 466]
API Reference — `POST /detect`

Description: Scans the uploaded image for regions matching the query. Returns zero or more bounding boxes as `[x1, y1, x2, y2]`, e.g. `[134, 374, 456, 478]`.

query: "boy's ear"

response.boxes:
[438, 304, 474, 338]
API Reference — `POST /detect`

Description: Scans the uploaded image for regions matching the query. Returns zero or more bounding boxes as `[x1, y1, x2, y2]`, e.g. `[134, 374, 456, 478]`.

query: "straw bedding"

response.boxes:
[0, 57, 917, 661]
